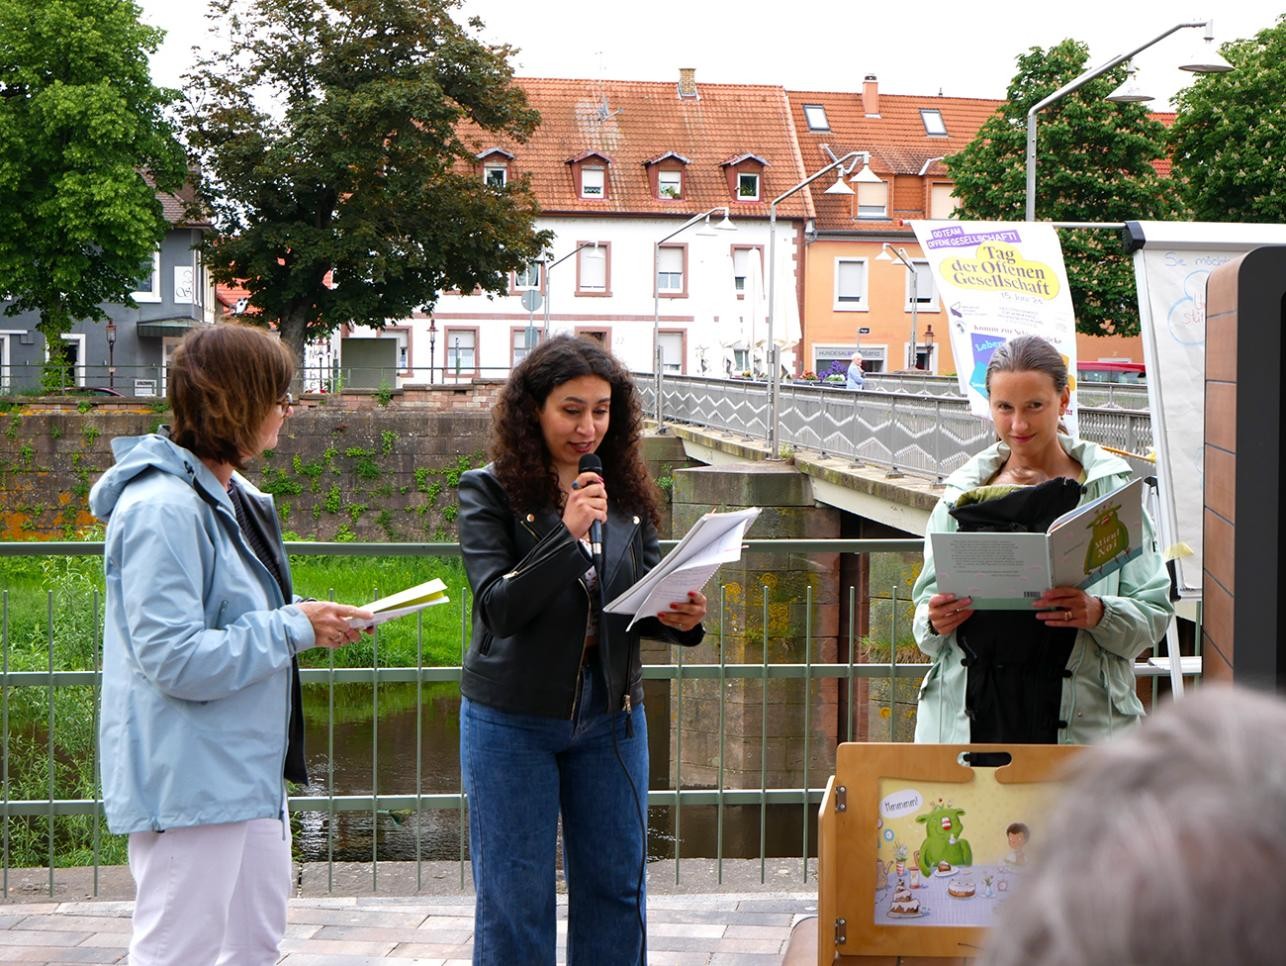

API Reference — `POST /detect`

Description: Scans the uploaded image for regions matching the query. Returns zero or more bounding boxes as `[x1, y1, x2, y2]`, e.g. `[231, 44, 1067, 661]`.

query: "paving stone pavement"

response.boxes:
[0, 891, 817, 965]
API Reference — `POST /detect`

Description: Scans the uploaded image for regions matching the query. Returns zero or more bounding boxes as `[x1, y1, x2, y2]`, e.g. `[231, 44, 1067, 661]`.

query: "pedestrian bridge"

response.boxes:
[640, 371, 1154, 537]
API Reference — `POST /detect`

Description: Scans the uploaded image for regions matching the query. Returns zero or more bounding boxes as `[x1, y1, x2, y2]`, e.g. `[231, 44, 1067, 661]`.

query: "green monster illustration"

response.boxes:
[1084, 502, 1128, 574]
[916, 804, 973, 875]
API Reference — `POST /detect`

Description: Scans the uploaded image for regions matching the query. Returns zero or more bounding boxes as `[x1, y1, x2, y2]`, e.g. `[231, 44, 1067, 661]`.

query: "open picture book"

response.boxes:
[930, 478, 1144, 610]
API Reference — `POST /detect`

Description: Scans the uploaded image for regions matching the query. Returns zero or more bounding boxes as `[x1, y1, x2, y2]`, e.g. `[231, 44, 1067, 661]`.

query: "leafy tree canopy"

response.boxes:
[0, 0, 186, 361]
[945, 39, 1181, 337]
[1171, 16, 1286, 222]
[184, 0, 552, 368]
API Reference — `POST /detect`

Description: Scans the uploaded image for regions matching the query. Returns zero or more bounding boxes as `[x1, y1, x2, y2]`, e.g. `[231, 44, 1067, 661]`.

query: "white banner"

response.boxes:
[1127, 220, 1286, 595]
[910, 221, 1079, 436]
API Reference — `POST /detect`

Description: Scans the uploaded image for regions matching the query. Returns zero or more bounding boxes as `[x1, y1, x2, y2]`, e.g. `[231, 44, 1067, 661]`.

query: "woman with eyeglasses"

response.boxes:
[89, 324, 373, 965]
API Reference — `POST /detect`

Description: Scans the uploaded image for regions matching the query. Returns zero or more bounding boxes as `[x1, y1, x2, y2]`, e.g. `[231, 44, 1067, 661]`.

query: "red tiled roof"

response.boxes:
[458, 77, 811, 219]
[787, 89, 1003, 232]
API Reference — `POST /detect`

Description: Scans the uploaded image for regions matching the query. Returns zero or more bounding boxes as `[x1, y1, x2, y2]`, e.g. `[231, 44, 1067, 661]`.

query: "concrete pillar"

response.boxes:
[667, 461, 840, 792]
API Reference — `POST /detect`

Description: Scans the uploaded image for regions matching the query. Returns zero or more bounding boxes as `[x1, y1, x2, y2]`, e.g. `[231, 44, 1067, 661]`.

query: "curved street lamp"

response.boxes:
[652, 207, 735, 432]
[1024, 19, 1232, 221]
[877, 244, 920, 370]
[764, 150, 866, 458]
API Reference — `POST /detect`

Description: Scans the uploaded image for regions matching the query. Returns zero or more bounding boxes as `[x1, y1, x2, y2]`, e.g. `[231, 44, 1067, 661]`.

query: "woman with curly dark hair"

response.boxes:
[457, 334, 706, 965]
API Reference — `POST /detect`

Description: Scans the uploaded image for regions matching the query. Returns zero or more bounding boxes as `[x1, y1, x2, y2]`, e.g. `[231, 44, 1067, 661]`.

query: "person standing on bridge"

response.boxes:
[911, 335, 1172, 745]
[90, 325, 373, 965]
[456, 334, 707, 965]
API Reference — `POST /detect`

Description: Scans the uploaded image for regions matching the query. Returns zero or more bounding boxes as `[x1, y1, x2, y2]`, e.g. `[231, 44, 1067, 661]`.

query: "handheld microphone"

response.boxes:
[577, 452, 605, 574]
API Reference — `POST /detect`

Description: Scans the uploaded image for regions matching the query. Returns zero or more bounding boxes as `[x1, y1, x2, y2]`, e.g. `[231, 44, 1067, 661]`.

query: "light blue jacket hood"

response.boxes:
[90, 433, 315, 833]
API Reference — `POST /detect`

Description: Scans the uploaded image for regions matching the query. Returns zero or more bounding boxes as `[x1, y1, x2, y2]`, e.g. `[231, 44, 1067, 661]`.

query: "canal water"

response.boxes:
[294, 682, 818, 864]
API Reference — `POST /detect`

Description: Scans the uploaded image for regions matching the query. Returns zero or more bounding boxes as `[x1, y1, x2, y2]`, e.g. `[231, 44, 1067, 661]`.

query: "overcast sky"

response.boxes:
[138, 1, 1282, 107]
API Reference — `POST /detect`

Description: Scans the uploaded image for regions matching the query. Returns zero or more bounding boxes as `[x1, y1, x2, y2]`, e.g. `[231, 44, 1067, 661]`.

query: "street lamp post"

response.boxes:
[878, 244, 919, 369]
[1024, 18, 1231, 221]
[428, 318, 436, 384]
[765, 151, 866, 458]
[105, 321, 117, 390]
[542, 241, 601, 340]
[652, 207, 735, 433]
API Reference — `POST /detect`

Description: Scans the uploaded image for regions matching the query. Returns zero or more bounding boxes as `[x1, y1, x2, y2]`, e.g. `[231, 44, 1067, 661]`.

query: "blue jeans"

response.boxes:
[460, 656, 647, 966]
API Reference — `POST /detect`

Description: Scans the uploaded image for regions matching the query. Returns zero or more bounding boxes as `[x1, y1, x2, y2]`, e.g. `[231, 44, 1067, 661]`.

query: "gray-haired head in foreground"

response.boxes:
[978, 685, 1286, 966]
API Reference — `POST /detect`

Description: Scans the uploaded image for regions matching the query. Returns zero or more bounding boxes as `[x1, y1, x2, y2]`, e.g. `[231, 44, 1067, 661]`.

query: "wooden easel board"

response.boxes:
[817, 743, 1083, 963]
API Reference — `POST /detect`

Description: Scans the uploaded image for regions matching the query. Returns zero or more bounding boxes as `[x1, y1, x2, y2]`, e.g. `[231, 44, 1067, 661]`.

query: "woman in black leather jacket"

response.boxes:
[457, 334, 706, 966]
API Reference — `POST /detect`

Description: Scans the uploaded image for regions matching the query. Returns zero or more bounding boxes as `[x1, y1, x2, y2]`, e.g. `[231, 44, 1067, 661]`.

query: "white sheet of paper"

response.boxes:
[604, 507, 760, 630]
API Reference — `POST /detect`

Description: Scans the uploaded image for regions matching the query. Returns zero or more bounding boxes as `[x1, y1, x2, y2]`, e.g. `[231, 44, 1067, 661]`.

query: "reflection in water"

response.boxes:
[297, 683, 818, 864]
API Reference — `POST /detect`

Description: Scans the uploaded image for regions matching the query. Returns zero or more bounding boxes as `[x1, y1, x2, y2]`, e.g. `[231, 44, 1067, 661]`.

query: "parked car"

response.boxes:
[1076, 361, 1145, 385]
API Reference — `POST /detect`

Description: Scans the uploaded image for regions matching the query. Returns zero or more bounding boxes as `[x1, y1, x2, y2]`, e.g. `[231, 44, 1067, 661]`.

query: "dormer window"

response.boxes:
[476, 147, 514, 188]
[569, 151, 612, 200]
[722, 153, 768, 204]
[581, 167, 604, 197]
[645, 151, 690, 201]
[856, 178, 889, 219]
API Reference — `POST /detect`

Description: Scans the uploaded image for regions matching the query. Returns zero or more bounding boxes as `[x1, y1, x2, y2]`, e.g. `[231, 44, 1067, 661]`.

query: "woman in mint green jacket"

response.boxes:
[912, 336, 1173, 745]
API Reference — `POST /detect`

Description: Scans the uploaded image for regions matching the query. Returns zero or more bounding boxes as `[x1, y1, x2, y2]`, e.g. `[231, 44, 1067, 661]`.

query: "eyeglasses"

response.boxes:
[276, 392, 294, 415]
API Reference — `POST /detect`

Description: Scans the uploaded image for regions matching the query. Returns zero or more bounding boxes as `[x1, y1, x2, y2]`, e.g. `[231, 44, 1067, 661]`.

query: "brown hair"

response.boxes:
[168, 324, 294, 469]
[491, 334, 659, 525]
[984, 335, 1069, 396]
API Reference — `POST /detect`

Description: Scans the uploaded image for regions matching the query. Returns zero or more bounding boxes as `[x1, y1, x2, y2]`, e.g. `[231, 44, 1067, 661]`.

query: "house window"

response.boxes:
[731, 246, 762, 296]
[906, 260, 939, 311]
[513, 260, 542, 291]
[47, 333, 86, 387]
[445, 329, 477, 377]
[929, 183, 960, 220]
[581, 166, 605, 198]
[732, 248, 749, 292]
[856, 180, 888, 219]
[737, 172, 760, 201]
[803, 104, 829, 130]
[657, 330, 685, 374]
[656, 245, 685, 296]
[920, 109, 948, 136]
[576, 242, 609, 295]
[834, 259, 868, 310]
[485, 165, 508, 188]
[658, 169, 682, 199]
[132, 249, 161, 303]
[511, 327, 543, 365]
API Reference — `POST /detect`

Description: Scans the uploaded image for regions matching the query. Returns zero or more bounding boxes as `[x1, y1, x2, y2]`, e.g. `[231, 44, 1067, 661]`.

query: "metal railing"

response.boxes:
[0, 539, 1194, 897]
[641, 374, 1152, 480]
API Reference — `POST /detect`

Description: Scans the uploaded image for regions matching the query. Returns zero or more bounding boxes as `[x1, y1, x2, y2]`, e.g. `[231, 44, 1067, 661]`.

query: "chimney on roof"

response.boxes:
[678, 67, 698, 100]
[863, 74, 880, 118]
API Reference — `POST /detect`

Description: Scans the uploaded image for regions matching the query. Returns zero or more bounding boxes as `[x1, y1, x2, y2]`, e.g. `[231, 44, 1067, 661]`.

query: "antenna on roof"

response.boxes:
[588, 51, 622, 122]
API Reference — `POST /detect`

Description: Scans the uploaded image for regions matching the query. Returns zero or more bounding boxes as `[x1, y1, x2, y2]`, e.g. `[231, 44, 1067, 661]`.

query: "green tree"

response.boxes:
[184, 0, 551, 371]
[946, 40, 1180, 337]
[1170, 17, 1286, 222]
[0, 0, 186, 384]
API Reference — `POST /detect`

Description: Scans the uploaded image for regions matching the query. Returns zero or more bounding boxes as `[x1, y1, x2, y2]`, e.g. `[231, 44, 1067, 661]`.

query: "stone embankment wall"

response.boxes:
[0, 386, 505, 541]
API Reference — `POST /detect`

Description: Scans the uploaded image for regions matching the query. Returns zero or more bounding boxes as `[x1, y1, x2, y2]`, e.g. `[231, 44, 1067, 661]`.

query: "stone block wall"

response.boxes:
[0, 393, 497, 541]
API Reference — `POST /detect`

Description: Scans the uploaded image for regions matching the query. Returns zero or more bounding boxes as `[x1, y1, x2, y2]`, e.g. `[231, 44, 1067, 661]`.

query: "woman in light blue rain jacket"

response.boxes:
[89, 325, 371, 966]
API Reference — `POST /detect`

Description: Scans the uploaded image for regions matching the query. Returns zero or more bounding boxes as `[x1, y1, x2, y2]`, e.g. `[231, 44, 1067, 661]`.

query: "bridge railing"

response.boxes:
[641, 374, 1152, 481]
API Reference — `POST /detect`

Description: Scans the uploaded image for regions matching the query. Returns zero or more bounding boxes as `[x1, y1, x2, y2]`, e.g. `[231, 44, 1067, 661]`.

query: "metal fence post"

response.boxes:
[886, 395, 903, 479]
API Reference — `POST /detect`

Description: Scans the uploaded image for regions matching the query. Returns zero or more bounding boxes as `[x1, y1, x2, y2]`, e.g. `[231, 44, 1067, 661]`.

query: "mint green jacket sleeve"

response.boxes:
[911, 496, 957, 659]
[1084, 504, 1173, 661]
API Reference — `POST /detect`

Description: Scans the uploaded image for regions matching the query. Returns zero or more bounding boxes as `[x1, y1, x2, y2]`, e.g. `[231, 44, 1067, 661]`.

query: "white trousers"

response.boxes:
[127, 806, 291, 966]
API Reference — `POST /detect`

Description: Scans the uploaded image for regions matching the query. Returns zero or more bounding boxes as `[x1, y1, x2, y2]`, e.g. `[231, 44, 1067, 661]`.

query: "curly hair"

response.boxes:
[491, 334, 659, 526]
